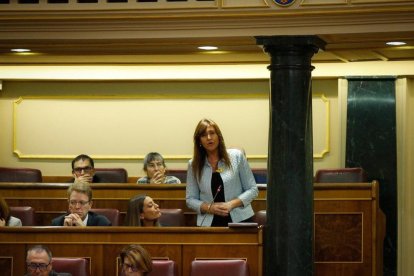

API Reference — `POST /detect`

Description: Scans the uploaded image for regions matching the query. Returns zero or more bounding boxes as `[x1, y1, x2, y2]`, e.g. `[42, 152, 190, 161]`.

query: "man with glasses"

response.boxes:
[71, 154, 98, 184]
[25, 245, 71, 276]
[51, 182, 111, 226]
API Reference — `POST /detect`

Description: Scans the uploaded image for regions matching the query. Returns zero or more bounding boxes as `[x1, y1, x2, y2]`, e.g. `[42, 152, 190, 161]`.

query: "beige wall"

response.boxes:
[0, 78, 338, 177]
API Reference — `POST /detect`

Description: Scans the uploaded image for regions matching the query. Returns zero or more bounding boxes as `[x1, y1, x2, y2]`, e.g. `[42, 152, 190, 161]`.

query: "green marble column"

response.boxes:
[346, 77, 397, 276]
[256, 36, 325, 276]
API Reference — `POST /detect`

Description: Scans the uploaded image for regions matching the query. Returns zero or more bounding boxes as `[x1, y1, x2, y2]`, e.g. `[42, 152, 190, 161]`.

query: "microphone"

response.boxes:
[200, 185, 222, 227]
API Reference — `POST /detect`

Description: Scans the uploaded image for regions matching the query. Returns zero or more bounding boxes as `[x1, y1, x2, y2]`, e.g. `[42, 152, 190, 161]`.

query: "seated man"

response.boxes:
[51, 182, 111, 226]
[25, 245, 71, 276]
[71, 154, 99, 184]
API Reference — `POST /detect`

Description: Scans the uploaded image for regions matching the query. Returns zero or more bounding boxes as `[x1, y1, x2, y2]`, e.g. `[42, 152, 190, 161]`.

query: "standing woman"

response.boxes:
[186, 118, 258, 227]
[0, 197, 22, 227]
[124, 194, 161, 226]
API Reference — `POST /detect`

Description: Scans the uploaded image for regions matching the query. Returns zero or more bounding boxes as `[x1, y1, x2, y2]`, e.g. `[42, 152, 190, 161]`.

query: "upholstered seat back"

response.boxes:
[190, 259, 249, 276]
[94, 168, 128, 183]
[52, 257, 90, 276]
[159, 209, 185, 226]
[252, 210, 266, 226]
[315, 167, 368, 183]
[166, 169, 187, 183]
[149, 260, 176, 276]
[0, 167, 42, 183]
[9, 206, 36, 226]
[91, 208, 120, 226]
[252, 169, 267, 184]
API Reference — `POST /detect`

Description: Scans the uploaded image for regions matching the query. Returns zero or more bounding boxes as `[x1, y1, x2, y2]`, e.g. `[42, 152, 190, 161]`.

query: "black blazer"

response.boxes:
[51, 211, 111, 226]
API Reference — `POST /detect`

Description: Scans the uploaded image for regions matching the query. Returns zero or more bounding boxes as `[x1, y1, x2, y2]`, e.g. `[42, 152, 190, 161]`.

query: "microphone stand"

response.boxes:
[200, 185, 222, 226]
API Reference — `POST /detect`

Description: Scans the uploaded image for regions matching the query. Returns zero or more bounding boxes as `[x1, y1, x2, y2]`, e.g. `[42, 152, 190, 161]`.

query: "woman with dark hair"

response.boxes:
[119, 244, 152, 276]
[186, 118, 258, 227]
[124, 195, 161, 226]
[0, 197, 22, 227]
[137, 152, 181, 184]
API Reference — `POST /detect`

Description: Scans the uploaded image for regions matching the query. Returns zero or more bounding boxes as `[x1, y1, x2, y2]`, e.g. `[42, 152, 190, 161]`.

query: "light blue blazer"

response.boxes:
[186, 149, 258, 226]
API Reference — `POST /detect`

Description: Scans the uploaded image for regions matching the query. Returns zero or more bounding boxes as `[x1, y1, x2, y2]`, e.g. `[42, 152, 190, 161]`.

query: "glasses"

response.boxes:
[73, 166, 93, 173]
[27, 262, 50, 271]
[69, 200, 90, 206]
[122, 263, 140, 272]
[147, 162, 164, 169]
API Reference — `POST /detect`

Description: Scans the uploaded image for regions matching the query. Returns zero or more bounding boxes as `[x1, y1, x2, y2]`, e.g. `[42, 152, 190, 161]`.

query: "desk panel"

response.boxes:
[0, 227, 262, 276]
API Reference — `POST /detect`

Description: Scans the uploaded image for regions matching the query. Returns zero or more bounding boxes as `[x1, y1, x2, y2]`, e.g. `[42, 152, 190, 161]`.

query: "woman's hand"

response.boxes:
[209, 199, 243, 217]
[150, 171, 165, 184]
[209, 202, 231, 217]
[0, 218, 6, 226]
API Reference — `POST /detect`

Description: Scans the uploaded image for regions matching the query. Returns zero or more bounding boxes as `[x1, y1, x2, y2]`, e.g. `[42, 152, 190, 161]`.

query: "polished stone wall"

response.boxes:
[346, 77, 397, 276]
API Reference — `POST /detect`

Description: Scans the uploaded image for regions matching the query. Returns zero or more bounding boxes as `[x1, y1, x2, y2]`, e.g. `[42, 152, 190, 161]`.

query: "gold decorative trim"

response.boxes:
[13, 94, 327, 161]
[313, 94, 330, 159]
[301, 0, 348, 5]
[351, 0, 412, 3]
[221, 0, 270, 8]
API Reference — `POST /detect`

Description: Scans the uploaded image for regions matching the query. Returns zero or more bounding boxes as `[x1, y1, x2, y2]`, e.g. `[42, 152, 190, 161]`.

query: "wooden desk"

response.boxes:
[0, 183, 266, 226]
[0, 226, 263, 276]
[0, 181, 385, 276]
[313, 181, 385, 276]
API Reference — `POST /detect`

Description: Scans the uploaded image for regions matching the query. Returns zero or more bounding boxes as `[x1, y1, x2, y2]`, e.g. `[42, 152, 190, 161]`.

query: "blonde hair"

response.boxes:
[67, 182, 92, 201]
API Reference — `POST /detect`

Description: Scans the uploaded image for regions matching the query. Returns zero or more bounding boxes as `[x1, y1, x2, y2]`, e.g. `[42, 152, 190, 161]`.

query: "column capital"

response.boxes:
[256, 35, 326, 52]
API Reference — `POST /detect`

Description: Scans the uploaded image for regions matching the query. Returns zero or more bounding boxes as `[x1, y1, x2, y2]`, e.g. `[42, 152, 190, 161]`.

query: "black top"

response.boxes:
[211, 172, 232, 227]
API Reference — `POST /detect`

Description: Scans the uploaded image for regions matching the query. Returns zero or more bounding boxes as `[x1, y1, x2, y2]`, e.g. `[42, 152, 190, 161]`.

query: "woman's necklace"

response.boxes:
[208, 156, 220, 172]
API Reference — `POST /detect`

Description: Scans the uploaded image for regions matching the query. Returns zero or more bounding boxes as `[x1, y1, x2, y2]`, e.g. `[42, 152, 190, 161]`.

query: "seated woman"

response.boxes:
[137, 152, 181, 184]
[119, 244, 152, 276]
[124, 195, 161, 226]
[0, 197, 22, 227]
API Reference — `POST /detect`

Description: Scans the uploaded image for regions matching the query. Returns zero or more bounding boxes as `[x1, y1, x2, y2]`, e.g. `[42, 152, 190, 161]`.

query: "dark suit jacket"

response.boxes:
[51, 211, 111, 226]
[25, 271, 71, 276]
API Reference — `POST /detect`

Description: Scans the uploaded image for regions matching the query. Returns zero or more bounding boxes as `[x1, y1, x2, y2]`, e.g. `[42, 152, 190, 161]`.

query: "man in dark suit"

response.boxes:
[51, 182, 111, 226]
[25, 245, 71, 276]
[71, 154, 101, 184]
